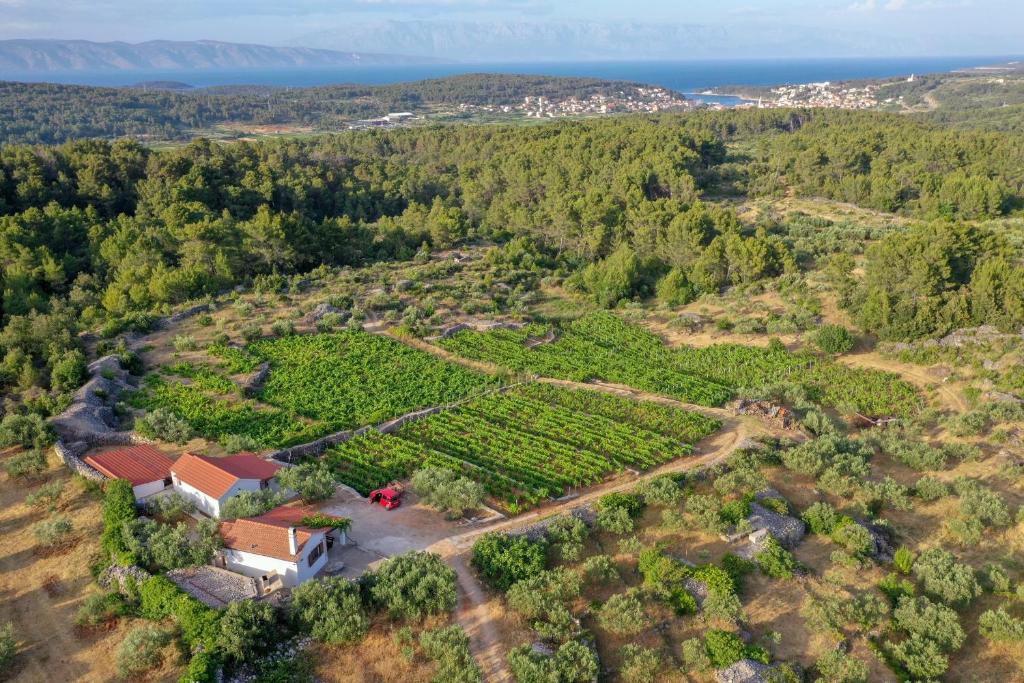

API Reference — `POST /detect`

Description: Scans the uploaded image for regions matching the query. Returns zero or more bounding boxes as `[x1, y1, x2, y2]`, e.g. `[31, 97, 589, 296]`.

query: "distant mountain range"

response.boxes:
[292, 20, 991, 62]
[0, 39, 432, 72]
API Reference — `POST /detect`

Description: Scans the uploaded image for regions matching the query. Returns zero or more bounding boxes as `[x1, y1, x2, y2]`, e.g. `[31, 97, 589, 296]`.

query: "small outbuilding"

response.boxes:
[84, 445, 176, 500]
[171, 453, 282, 517]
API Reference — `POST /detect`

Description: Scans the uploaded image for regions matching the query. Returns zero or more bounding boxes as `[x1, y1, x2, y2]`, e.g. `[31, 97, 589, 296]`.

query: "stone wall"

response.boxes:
[54, 439, 106, 482]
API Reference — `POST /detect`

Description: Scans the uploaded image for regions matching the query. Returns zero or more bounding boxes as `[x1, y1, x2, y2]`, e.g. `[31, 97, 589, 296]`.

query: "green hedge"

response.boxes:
[139, 576, 222, 682]
[101, 479, 138, 564]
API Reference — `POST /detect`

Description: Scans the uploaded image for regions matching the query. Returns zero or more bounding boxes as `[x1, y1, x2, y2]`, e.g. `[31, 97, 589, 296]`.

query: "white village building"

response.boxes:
[84, 445, 176, 501]
[217, 504, 348, 591]
[170, 453, 281, 517]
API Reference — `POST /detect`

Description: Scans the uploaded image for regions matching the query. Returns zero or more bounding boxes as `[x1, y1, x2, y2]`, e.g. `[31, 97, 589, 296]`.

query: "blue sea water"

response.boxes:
[2, 55, 1015, 95]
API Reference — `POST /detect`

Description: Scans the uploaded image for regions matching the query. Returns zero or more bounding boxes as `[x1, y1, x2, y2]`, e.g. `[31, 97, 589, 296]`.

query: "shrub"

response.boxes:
[980, 563, 1012, 594]
[893, 547, 915, 574]
[598, 591, 650, 636]
[25, 479, 64, 508]
[101, 479, 138, 564]
[893, 596, 965, 651]
[240, 324, 263, 343]
[912, 548, 980, 606]
[419, 625, 482, 683]
[220, 433, 261, 454]
[145, 492, 194, 521]
[410, 467, 484, 519]
[704, 629, 769, 668]
[755, 537, 798, 579]
[0, 622, 16, 668]
[507, 640, 598, 683]
[2, 449, 47, 479]
[276, 461, 337, 504]
[596, 505, 634, 534]
[832, 522, 874, 557]
[369, 551, 457, 620]
[953, 478, 1011, 527]
[116, 625, 173, 679]
[507, 569, 582, 640]
[50, 349, 87, 392]
[636, 475, 682, 507]
[687, 493, 726, 534]
[271, 320, 295, 337]
[886, 634, 948, 680]
[813, 324, 856, 354]
[33, 516, 72, 548]
[680, 637, 712, 672]
[146, 518, 221, 571]
[75, 592, 129, 627]
[173, 335, 197, 352]
[582, 555, 619, 583]
[546, 515, 589, 562]
[814, 650, 869, 683]
[0, 413, 53, 449]
[978, 607, 1024, 642]
[219, 488, 284, 520]
[878, 573, 916, 606]
[290, 576, 369, 644]
[801, 501, 841, 535]
[472, 533, 547, 591]
[655, 268, 697, 307]
[619, 644, 660, 683]
[220, 599, 279, 663]
[135, 407, 193, 444]
[914, 476, 949, 501]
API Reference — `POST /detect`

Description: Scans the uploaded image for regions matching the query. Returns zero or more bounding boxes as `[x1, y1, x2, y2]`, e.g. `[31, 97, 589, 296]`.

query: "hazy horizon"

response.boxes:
[2, 1, 1022, 61]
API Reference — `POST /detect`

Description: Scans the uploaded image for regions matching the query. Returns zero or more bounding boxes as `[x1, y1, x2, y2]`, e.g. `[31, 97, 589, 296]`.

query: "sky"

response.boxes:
[1, 0, 1022, 57]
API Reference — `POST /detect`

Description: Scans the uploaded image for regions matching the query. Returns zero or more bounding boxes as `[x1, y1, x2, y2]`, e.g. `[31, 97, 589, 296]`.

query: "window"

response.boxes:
[163, 477, 172, 486]
[307, 541, 324, 567]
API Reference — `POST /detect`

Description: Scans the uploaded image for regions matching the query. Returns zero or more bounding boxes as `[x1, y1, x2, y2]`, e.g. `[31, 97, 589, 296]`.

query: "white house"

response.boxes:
[170, 453, 281, 517]
[84, 445, 176, 501]
[217, 504, 348, 590]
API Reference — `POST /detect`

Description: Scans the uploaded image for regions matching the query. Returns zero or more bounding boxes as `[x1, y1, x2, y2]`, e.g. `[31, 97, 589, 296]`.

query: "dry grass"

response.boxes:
[0, 448, 182, 682]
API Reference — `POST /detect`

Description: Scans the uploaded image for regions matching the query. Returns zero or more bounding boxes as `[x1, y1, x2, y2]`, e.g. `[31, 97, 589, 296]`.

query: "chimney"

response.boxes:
[288, 526, 298, 556]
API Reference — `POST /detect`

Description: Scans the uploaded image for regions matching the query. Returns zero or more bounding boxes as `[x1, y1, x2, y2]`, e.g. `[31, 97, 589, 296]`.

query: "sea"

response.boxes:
[3, 55, 1015, 105]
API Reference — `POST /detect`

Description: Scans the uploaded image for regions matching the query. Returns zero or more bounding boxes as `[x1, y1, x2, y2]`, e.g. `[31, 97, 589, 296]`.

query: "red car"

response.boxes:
[368, 487, 403, 510]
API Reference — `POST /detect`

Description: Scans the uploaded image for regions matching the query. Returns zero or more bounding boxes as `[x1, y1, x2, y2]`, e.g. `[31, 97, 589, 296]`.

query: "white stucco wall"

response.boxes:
[222, 530, 328, 587]
[171, 476, 271, 518]
[132, 479, 167, 501]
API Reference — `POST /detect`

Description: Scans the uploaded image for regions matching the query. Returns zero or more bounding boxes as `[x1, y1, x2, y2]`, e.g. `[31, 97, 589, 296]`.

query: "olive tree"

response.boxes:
[411, 467, 485, 519]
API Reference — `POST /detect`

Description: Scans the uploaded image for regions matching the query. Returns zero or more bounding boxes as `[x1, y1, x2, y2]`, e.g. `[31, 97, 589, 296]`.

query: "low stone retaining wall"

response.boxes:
[54, 439, 106, 482]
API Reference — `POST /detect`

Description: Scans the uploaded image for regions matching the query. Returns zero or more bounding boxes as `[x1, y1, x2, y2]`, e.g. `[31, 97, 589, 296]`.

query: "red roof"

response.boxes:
[84, 445, 175, 486]
[219, 504, 342, 562]
[171, 453, 281, 499]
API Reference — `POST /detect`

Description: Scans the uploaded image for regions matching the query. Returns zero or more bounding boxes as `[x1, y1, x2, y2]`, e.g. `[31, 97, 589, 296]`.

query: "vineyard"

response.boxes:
[324, 384, 721, 509]
[249, 332, 498, 430]
[130, 375, 326, 447]
[440, 312, 920, 417]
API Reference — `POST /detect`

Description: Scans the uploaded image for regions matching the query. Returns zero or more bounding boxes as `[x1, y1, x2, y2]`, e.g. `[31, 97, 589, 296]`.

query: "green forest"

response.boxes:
[0, 74, 678, 145]
[1, 106, 1023, 417]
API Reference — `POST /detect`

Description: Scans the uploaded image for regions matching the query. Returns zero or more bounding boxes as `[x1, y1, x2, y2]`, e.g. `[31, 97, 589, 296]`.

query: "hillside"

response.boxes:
[0, 38, 426, 71]
[0, 73, 686, 144]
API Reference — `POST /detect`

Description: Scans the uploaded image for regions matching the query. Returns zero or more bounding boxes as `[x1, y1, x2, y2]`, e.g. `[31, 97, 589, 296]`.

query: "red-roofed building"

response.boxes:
[171, 453, 282, 517]
[217, 504, 349, 589]
[84, 445, 176, 500]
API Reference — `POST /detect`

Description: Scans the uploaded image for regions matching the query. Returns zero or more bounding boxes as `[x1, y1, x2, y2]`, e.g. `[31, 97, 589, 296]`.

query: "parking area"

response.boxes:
[318, 486, 469, 576]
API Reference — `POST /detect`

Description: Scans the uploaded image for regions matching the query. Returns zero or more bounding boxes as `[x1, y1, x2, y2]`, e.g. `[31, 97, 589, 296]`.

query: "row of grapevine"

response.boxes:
[440, 312, 920, 416]
[129, 375, 326, 446]
[323, 384, 717, 508]
[248, 331, 498, 430]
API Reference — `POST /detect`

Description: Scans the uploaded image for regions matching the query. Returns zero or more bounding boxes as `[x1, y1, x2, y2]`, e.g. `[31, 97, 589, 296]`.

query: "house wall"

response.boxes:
[132, 479, 167, 501]
[172, 478, 223, 517]
[221, 530, 328, 587]
[172, 476, 274, 518]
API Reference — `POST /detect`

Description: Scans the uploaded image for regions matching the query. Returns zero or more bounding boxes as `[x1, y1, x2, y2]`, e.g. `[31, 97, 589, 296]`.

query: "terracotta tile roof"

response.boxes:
[219, 504, 340, 562]
[171, 453, 281, 499]
[84, 445, 175, 486]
